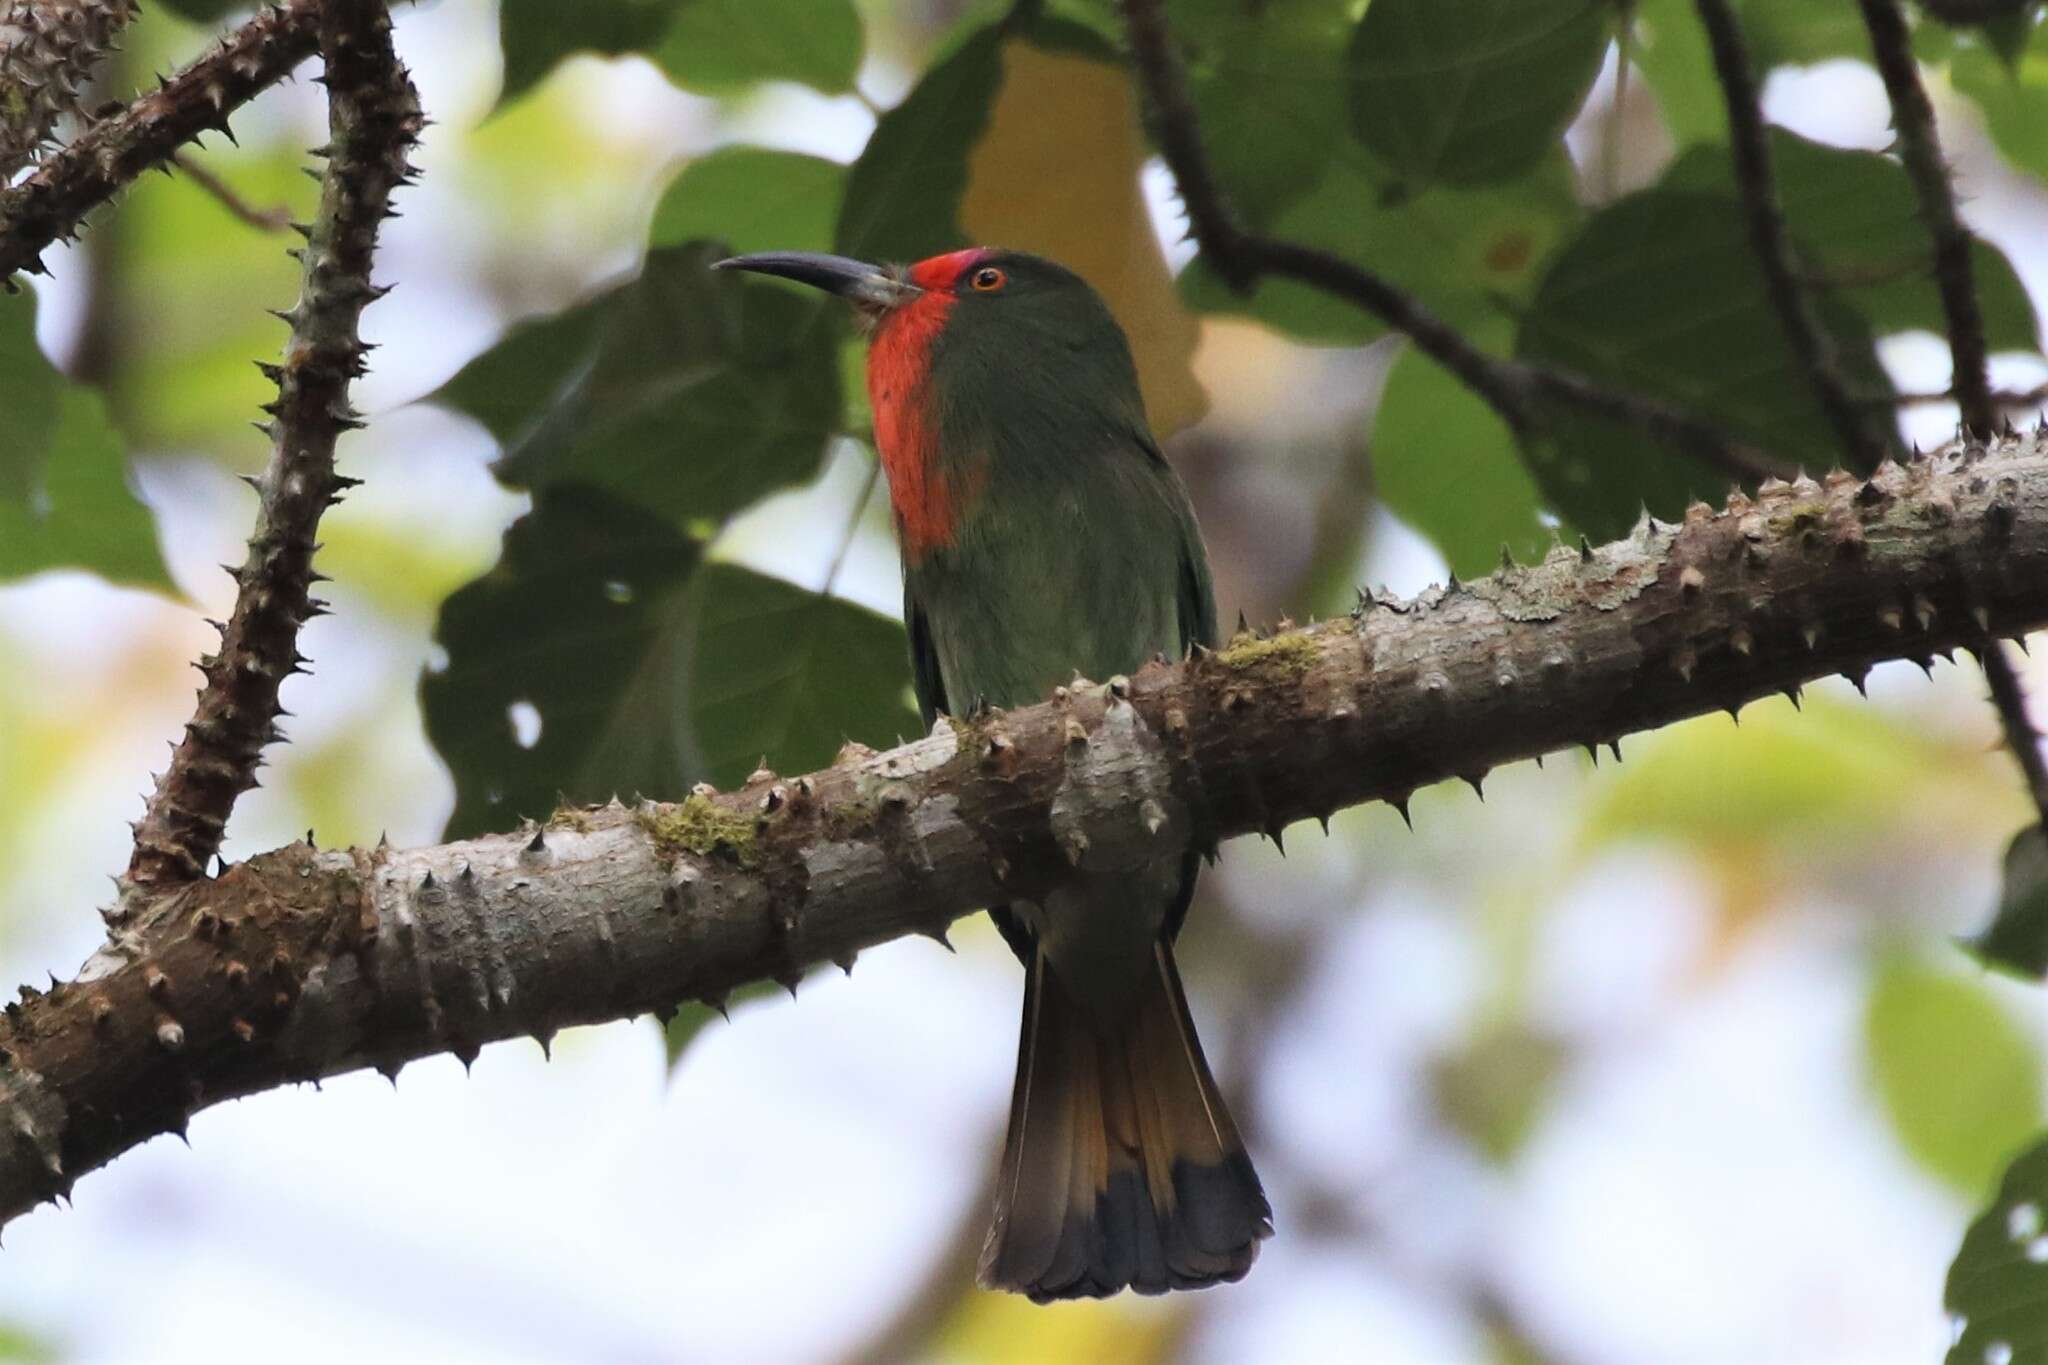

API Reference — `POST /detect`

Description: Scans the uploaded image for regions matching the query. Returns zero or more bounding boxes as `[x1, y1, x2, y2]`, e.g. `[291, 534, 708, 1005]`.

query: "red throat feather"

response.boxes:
[867, 249, 990, 560]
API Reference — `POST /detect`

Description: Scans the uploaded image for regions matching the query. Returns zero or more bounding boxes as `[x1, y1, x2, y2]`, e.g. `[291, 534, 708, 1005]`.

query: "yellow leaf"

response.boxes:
[961, 40, 1208, 439]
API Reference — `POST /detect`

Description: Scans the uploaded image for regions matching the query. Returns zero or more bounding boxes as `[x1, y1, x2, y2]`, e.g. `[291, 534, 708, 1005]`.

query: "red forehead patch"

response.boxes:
[908, 248, 992, 292]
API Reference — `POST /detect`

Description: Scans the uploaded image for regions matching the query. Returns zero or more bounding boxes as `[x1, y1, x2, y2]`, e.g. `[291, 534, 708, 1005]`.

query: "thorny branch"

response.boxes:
[5, 432, 2047, 1224]
[0, 0, 325, 284]
[1694, 0, 1891, 470]
[0, 0, 138, 180]
[1115, 0, 1785, 488]
[123, 0, 420, 896]
[1853, 0, 2048, 827]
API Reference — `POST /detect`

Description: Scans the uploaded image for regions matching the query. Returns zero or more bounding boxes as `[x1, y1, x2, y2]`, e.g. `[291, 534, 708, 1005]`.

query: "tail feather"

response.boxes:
[978, 943, 1271, 1301]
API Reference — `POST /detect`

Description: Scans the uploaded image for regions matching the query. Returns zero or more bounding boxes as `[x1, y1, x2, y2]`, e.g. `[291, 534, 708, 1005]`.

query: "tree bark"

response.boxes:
[4, 432, 2047, 1225]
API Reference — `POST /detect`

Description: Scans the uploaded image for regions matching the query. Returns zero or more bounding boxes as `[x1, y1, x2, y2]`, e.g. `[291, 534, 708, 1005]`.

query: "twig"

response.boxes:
[1855, 0, 2048, 830]
[6, 431, 2047, 1221]
[821, 455, 880, 599]
[0, 0, 325, 284]
[122, 0, 420, 896]
[1693, 0, 1891, 471]
[171, 151, 291, 232]
[1117, 0, 1784, 488]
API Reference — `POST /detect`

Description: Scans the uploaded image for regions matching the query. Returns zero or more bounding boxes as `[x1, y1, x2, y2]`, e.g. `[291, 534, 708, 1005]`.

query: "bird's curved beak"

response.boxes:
[713, 251, 921, 316]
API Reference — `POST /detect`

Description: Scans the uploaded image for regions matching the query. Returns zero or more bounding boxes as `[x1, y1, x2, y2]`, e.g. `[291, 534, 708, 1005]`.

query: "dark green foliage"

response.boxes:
[423, 486, 705, 839]
[1516, 189, 1890, 537]
[498, 0, 681, 104]
[1969, 826, 2048, 978]
[497, 0, 861, 105]
[435, 242, 845, 528]
[1948, 1134, 2048, 1365]
[651, 148, 846, 256]
[835, 26, 1003, 263]
[1664, 131, 2040, 352]
[678, 564, 919, 788]
[1347, 0, 1610, 190]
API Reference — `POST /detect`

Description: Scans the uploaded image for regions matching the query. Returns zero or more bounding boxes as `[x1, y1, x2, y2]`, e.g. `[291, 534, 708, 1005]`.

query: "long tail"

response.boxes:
[978, 941, 1272, 1301]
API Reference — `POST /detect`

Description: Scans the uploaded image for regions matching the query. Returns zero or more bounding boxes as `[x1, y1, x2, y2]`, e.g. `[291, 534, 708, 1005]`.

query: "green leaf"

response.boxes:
[654, 0, 864, 95]
[436, 242, 845, 530]
[679, 563, 919, 789]
[0, 291, 60, 503]
[155, 0, 242, 24]
[1515, 187, 1889, 538]
[0, 294, 169, 590]
[1632, 0, 1879, 149]
[1347, 0, 1610, 190]
[1174, 0, 1355, 229]
[1953, 31, 2048, 188]
[1866, 954, 2042, 1198]
[1968, 825, 2048, 978]
[1372, 323, 1554, 578]
[497, 0, 681, 105]
[1180, 151, 1583, 346]
[1947, 1132, 2048, 1365]
[0, 1320, 54, 1363]
[423, 485, 705, 838]
[836, 25, 1004, 262]
[650, 147, 846, 256]
[1663, 130, 2041, 352]
[0, 390, 172, 590]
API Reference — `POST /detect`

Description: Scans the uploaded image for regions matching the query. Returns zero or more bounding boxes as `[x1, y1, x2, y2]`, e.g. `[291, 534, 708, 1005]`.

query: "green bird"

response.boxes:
[716, 247, 1271, 1300]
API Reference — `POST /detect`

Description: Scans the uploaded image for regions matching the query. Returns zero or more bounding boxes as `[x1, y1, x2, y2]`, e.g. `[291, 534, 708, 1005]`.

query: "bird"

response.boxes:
[714, 246, 1271, 1301]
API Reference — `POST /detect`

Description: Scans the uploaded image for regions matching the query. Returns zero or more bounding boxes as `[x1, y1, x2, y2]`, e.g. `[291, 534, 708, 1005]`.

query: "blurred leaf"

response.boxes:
[1867, 955, 2042, 1198]
[1516, 187, 1889, 538]
[1373, 322, 1554, 578]
[1968, 826, 2048, 978]
[0, 294, 168, 589]
[155, 0, 240, 20]
[650, 147, 847, 255]
[1947, 1132, 2048, 1365]
[680, 564, 919, 788]
[106, 146, 307, 454]
[937, 1286, 1177, 1364]
[1176, 0, 1355, 229]
[1633, 0, 1879, 148]
[0, 291, 60, 501]
[1432, 1024, 1567, 1164]
[1953, 31, 2048, 188]
[655, 0, 864, 95]
[436, 242, 845, 529]
[1664, 131, 2041, 352]
[497, 0, 680, 105]
[1181, 151, 1582, 346]
[1348, 0, 1610, 190]
[423, 485, 703, 839]
[0, 390, 172, 590]
[836, 25, 1004, 262]
[960, 35, 1206, 436]
[1581, 695, 1996, 852]
[0, 1322, 53, 1363]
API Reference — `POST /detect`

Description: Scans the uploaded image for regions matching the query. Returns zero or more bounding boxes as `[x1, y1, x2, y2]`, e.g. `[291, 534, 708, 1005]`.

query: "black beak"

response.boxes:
[713, 251, 921, 314]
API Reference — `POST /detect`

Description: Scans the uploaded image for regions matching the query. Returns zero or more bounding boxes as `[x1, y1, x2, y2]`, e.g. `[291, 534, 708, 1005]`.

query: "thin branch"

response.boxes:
[821, 454, 881, 600]
[170, 151, 291, 232]
[0, 0, 138, 180]
[1693, 0, 1891, 470]
[5, 432, 2047, 1221]
[122, 0, 420, 896]
[1117, 0, 1784, 488]
[1855, 0, 2048, 832]
[0, 0, 325, 284]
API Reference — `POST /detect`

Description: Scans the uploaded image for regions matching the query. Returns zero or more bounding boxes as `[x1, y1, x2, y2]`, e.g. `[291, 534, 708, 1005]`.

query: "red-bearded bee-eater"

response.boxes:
[716, 247, 1271, 1300]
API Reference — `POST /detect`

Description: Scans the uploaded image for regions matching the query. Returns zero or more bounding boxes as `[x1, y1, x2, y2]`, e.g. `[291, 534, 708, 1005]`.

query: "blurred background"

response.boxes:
[4, 0, 2048, 1360]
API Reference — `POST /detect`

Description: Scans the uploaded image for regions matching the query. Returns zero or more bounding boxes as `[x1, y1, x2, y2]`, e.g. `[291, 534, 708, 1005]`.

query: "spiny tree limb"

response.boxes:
[1694, 0, 1892, 469]
[0, 0, 325, 285]
[5, 432, 2048, 1226]
[1115, 0, 1784, 488]
[0, 0, 138, 180]
[1853, 0, 2048, 827]
[123, 0, 419, 897]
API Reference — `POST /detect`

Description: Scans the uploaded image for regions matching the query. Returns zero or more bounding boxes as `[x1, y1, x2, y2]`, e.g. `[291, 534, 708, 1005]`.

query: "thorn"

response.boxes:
[1264, 823, 1286, 855]
[1782, 686, 1803, 710]
[922, 925, 955, 953]
[1608, 740, 1623, 763]
[1139, 799, 1168, 836]
[1389, 795, 1413, 830]
[1802, 623, 1820, 651]
[525, 829, 546, 854]
[833, 951, 857, 976]
[1462, 773, 1485, 800]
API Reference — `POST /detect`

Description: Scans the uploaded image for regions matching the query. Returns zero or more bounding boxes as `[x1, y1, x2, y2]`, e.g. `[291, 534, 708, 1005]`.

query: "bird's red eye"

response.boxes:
[969, 266, 1006, 292]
